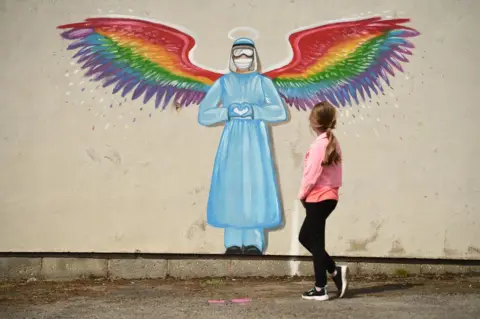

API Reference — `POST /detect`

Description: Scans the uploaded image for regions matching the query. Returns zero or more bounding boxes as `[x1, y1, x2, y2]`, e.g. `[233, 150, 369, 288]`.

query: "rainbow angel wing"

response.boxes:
[57, 17, 222, 109]
[264, 17, 421, 110]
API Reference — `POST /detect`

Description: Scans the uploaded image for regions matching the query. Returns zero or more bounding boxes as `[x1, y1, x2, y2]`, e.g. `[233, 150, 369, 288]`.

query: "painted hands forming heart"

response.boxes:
[229, 103, 253, 118]
[233, 107, 249, 116]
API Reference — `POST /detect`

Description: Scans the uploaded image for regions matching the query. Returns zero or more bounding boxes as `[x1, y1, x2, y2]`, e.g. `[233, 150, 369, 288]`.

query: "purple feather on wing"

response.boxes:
[85, 62, 111, 77]
[400, 41, 415, 49]
[154, 87, 167, 109]
[73, 47, 92, 59]
[132, 82, 149, 100]
[193, 91, 205, 104]
[360, 80, 372, 99]
[356, 85, 366, 102]
[396, 47, 413, 55]
[67, 40, 89, 50]
[113, 77, 134, 94]
[94, 64, 118, 81]
[392, 51, 409, 63]
[333, 89, 347, 107]
[122, 80, 139, 97]
[324, 91, 339, 107]
[61, 28, 94, 40]
[400, 29, 420, 37]
[143, 86, 158, 104]
[173, 89, 185, 106]
[163, 87, 175, 109]
[182, 91, 195, 107]
[378, 68, 391, 86]
[81, 55, 101, 69]
[387, 57, 404, 72]
[103, 74, 123, 88]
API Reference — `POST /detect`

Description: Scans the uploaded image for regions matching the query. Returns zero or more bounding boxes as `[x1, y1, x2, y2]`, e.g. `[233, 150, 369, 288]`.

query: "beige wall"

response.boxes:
[0, 0, 479, 260]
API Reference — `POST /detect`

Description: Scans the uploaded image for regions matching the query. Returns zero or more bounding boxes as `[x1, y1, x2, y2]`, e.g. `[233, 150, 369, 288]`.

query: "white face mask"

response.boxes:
[234, 57, 253, 70]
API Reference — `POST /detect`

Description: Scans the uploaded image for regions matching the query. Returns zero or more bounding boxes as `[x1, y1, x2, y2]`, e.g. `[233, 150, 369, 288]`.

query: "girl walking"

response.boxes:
[298, 102, 348, 301]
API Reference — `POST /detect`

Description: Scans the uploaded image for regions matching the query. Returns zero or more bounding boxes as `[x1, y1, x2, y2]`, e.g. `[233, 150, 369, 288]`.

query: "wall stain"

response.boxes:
[443, 230, 459, 256]
[389, 240, 406, 255]
[289, 126, 304, 168]
[467, 246, 480, 255]
[348, 221, 382, 252]
[189, 186, 206, 195]
[85, 148, 101, 163]
[186, 219, 207, 240]
[104, 149, 122, 165]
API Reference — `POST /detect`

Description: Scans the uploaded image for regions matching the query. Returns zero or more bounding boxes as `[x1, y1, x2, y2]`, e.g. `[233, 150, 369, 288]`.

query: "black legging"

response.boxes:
[298, 199, 337, 288]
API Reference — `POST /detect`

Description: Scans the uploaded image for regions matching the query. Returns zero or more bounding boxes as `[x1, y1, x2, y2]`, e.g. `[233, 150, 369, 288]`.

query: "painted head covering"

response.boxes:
[229, 37, 260, 73]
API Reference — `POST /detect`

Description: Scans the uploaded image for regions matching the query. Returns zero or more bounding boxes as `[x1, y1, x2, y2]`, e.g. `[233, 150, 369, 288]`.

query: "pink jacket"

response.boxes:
[298, 132, 343, 200]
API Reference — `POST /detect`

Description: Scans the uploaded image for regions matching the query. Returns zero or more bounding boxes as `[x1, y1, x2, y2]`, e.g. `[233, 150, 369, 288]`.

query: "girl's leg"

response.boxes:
[305, 200, 338, 288]
[298, 214, 313, 253]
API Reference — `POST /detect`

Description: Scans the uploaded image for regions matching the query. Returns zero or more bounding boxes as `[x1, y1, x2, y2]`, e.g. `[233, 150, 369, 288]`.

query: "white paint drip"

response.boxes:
[288, 200, 301, 276]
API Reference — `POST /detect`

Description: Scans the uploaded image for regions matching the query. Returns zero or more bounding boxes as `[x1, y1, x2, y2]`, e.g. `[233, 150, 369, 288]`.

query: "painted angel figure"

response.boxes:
[198, 37, 287, 255]
[57, 16, 420, 255]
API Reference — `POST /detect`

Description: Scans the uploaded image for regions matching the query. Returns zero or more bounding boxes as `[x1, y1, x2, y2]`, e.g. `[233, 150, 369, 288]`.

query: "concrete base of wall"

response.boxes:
[1, 256, 480, 281]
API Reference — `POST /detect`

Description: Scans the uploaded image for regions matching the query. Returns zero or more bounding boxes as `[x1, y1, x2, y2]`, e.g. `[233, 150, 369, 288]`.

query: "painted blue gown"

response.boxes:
[198, 71, 288, 251]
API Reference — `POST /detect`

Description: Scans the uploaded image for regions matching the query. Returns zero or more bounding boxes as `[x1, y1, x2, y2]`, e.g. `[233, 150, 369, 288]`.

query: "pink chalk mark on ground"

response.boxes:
[231, 298, 251, 303]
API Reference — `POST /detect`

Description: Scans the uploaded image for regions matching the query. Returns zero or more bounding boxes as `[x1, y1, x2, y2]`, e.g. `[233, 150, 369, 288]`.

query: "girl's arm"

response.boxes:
[198, 79, 228, 126]
[298, 139, 327, 200]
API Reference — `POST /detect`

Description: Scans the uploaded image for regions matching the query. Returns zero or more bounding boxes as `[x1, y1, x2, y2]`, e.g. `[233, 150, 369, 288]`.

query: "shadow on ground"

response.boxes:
[345, 282, 423, 299]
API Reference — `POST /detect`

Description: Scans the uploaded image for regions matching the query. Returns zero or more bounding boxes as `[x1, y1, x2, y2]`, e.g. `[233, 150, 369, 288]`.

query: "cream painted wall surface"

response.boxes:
[0, 0, 479, 259]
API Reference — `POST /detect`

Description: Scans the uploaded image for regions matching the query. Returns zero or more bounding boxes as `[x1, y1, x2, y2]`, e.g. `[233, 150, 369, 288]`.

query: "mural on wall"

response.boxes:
[57, 16, 419, 255]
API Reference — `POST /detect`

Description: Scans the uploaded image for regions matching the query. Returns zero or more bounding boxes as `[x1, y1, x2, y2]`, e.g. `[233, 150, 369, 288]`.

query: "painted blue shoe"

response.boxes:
[243, 245, 263, 255]
[225, 246, 243, 255]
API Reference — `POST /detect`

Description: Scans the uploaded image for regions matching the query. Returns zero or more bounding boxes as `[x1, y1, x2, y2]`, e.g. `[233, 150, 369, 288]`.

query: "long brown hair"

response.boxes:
[309, 101, 342, 166]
